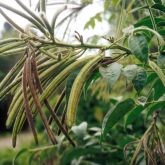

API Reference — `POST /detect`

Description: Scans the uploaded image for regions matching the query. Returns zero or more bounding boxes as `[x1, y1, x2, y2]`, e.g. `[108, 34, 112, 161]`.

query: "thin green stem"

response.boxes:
[0, 2, 47, 35]
[0, 8, 24, 33]
[145, 0, 160, 52]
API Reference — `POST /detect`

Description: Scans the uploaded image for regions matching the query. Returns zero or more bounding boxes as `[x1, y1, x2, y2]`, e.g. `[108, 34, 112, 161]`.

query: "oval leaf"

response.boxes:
[102, 98, 135, 137]
[128, 34, 149, 63]
[125, 105, 144, 128]
[132, 70, 147, 94]
[122, 64, 138, 83]
[99, 62, 123, 87]
[152, 3, 165, 13]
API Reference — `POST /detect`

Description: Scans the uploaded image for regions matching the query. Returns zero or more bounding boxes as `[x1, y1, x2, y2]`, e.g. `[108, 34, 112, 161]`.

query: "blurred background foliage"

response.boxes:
[0, 0, 165, 164]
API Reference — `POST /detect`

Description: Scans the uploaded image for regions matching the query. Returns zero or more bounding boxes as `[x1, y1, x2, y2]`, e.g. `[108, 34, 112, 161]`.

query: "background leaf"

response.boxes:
[125, 105, 145, 128]
[152, 3, 165, 13]
[102, 98, 135, 137]
[153, 0, 162, 4]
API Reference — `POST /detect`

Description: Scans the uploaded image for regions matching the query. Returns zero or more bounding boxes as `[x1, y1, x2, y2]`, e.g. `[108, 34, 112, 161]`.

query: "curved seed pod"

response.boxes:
[0, 8, 24, 33]
[15, 0, 45, 27]
[0, 47, 26, 56]
[27, 57, 57, 145]
[40, 12, 53, 37]
[0, 77, 21, 99]
[12, 106, 24, 148]
[22, 59, 38, 144]
[37, 59, 58, 70]
[0, 2, 47, 35]
[39, 48, 57, 59]
[48, 88, 66, 124]
[0, 55, 25, 92]
[12, 93, 36, 147]
[41, 55, 95, 101]
[66, 55, 103, 127]
[0, 41, 25, 54]
[6, 89, 23, 128]
[51, 6, 67, 36]
[57, 105, 67, 135]
[31, 56, 75, 146]
[0, 38, 21, 45]
[39, 52, 81, 82]
[40, 0, 46, 13]
[7, 88, 22, 114]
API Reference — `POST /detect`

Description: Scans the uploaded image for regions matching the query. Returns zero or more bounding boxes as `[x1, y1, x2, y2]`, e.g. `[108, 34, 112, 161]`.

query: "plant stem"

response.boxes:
[145, 0, 160, 52]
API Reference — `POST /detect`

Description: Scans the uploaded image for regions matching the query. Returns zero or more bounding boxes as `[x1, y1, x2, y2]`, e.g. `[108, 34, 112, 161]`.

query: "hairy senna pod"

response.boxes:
[0, 55, 25, 92]
[66, 54, 103, 127]
[22, 58, 38, 145]
[41, 55, 95, 101]
[12, 95, 36, 147]
[6, 89, 23, 128]
[31, 56, 75, 146]
[48, 88, 66, 125]
[27, 57, 57, 145]
[12, 105, 24, 148]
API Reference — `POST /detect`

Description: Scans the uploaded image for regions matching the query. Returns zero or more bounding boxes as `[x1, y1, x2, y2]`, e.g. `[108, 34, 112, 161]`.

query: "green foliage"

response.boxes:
[132, 70, 147, 94]
[84, 13, 102, 29]
[128, 34, 149, 63]
[0, 0, 165, 164]
[102, 98, 135, 137]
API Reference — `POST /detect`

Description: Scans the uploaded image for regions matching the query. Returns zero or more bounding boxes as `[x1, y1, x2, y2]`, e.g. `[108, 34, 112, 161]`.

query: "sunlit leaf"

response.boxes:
[99, 62, 123, 87]
[122, 64, 138, 83]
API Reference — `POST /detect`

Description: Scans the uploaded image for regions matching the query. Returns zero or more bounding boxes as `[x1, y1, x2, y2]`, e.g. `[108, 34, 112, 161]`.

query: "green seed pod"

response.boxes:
[41, 55, 95, 101]
[66, 54, 103, 127]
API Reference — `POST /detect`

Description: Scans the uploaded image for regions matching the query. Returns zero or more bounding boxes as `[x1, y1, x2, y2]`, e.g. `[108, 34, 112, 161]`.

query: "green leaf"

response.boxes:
[152, 3, 165, 13]
[84, 17, 95, 29]
[128, 34, 149, 63]
[60, 147, 100, 165]
[104, 0, 110, 11]
[122, 64, 138, 83]
[153, 79, 165, 100]
[153, 0, 162, 4]
[134, 16, 165, 29]
[102, 98, 135, 137]
[132, 70, 147, 94]
[71, 122, 88, 139]
[90, 17, 95, 29]
[125, 105, 145, 128]
[95, 13, 102, 22]
[84, 70, 101, 98]
[146, 102, 165, 118]
[99, 62, 123, 87]
[13, 148, 28, 165]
